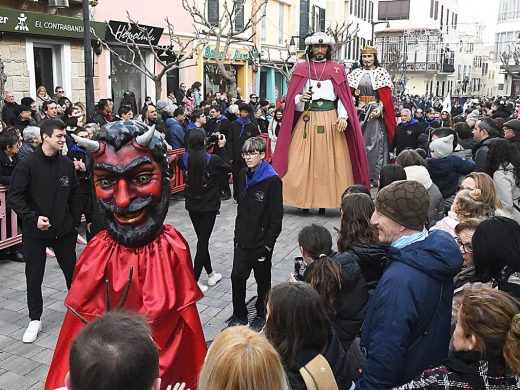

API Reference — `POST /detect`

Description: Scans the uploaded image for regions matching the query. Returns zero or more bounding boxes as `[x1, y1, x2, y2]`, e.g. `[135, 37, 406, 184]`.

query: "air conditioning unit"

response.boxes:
[49, 0, 70, 7]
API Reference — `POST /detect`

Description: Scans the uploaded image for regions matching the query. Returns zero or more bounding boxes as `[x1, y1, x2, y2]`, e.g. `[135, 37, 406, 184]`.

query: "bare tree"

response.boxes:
[94, 12, 208, 101]
[251, 42, 301, 84]
[182, 0, 268, 84]
[326, 20, 360, 60]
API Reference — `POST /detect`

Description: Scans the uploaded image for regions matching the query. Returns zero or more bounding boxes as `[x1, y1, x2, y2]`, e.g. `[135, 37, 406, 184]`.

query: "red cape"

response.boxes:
[272, 60, 370, 188]
[45, 225, 206, 390]
[377, 86, 397, 143]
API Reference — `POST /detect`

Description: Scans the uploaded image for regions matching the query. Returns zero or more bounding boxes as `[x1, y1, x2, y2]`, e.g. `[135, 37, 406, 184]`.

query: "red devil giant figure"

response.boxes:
[45, 121, 206, 389]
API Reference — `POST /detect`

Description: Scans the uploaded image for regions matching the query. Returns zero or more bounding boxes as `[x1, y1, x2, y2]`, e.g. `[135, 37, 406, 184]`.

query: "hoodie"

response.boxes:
[234, 161, 283, 249]
[358, 230, 463, 389]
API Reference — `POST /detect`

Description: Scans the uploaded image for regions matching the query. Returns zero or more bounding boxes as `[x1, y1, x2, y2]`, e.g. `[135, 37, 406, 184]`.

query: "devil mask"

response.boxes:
[75, 121, 170, 247]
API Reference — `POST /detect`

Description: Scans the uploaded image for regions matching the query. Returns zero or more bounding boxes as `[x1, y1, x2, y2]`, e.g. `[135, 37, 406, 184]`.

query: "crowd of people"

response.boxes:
[2, 61, 520, 389]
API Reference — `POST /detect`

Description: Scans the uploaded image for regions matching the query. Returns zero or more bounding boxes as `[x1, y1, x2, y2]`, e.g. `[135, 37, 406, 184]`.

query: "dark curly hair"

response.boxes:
[485, 139, 520, 187]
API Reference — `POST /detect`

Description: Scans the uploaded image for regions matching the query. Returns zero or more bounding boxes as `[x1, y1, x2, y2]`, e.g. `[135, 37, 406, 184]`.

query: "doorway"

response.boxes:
[33, 47, 55, 94]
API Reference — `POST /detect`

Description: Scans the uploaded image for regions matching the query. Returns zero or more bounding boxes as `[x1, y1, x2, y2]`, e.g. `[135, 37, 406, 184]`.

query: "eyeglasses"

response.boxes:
[241, 152, 261, 158]
[455, 237, 473, 254]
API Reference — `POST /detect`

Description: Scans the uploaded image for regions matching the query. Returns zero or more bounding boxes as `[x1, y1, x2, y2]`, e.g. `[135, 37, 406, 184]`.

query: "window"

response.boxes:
[369, 1, 374, 22]
[235, 0, 244, 31]
[208, 0, 219, 26]
[454, 13, 458, 29]
[499, 0, 520, 22]
[440, 5, 444, 28]
[261, 12, 266, 42]
[362, 0, 367, 21]
[278, 4, 284, 45]
[434, 0, 438, 20]
[234, 0, 244, 31]
[430, 0, 434, 18]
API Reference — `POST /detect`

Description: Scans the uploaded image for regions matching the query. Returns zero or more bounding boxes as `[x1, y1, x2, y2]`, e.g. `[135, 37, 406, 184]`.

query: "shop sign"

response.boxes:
[0, 7, 105, 39]
[203, 46, 250, 62]
[105, 21, 163, 46]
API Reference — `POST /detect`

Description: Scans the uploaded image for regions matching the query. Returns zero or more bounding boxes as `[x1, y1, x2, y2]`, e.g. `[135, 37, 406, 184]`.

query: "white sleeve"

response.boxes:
[337, 99, 349, 120]
[294, 95, 305, 112]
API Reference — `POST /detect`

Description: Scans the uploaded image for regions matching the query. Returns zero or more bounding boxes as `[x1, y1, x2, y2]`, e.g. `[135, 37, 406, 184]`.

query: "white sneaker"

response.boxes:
[198, 283, 208, 293]
[207, 272, 222, 286]
[23, 320, 42, 343]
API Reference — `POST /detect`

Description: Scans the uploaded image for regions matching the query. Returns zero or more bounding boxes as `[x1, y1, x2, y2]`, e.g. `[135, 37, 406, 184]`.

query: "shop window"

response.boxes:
[204, 63, 239, 95]
[110, 47, 147, 112]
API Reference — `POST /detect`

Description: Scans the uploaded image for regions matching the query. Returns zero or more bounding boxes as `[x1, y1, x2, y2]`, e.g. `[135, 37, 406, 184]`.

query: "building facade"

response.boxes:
[496, 0, 520, 97]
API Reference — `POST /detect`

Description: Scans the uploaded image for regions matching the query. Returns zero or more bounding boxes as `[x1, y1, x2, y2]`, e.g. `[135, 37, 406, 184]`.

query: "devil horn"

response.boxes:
[135, 125, 155, 147]
[71, 134, 100, 153]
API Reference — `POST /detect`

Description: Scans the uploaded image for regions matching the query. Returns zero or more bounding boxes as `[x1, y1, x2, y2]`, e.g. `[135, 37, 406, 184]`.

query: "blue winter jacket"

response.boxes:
[358, 230, 463, 389]
[165, 118, 185, 150]
[427, 155, 475, 198]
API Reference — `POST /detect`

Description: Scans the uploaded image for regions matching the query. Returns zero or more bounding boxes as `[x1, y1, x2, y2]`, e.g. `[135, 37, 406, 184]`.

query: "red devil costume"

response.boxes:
[45, 122, 206, 390]
[272, 33, 369, 209]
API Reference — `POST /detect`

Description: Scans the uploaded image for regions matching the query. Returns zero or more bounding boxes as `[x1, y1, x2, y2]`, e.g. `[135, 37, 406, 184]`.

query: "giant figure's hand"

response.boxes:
[335, 117, 348, 132]
[299, 92, 313, 103]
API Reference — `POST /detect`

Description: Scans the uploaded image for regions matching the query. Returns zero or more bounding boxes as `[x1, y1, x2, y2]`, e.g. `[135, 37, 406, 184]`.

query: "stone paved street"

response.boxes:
[0, 198, 340, 390]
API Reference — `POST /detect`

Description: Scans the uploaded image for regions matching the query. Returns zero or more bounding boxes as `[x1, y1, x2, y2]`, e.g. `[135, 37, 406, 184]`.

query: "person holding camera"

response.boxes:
[208, 105, 232, 200]
[291, 224, 368, 353]
[178, 129, 230, 293]
[228, 137, 283, 331]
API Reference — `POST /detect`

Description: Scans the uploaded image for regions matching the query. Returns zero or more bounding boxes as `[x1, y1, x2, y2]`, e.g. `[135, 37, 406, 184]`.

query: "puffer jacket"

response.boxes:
[427, 155, 475, 198]
[358, 230, 463, 389]
[395, 352, 520, 389]
[329, 251, 369, 351]
[348, 243, 388, 294]
[493, 163, 520, 224]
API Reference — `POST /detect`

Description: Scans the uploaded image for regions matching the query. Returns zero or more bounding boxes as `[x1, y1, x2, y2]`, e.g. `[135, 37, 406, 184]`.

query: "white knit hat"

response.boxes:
[429, 134, 454, 159]
[404, 165, 433, 190]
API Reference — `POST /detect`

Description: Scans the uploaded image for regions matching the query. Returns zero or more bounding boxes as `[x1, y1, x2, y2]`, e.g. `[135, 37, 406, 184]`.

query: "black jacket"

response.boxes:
[0, 151, 20, 186]
[329, 251, 369, 351]
[348, 243, 389, 294]
[178, 153, 231, 213]
[287, 330, 352, 390]
[509, 135, 520, 152]
[472, 136, 497, 172]
[8, 147, 81, 238]
[391, 120, 424, 155]
[234, 164, 283, 249]
[2, 101, 17, 126]
[227, 119, 259, 161]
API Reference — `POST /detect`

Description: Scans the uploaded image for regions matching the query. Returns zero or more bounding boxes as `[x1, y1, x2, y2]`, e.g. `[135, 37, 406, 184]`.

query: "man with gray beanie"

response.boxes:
[357, 180, 463, 389]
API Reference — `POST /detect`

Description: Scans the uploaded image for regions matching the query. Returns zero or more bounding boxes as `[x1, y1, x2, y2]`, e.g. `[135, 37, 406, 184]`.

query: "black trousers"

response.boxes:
[188, 211, 217, 281]
[231, 245, 272, 321]
[23, 229, 78, 320]
[231, 160, 246, 200]
[218, 172, 231, 196]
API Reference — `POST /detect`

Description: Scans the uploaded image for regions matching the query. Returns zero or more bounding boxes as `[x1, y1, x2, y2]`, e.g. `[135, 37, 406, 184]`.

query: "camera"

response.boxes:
[294, 256, 306, 281]
[206, 133, 224, 147]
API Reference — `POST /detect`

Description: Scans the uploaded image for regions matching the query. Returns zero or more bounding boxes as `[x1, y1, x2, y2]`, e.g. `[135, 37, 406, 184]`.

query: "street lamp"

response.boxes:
[371, 21, 390, 44]
[49, 0, 96, 122]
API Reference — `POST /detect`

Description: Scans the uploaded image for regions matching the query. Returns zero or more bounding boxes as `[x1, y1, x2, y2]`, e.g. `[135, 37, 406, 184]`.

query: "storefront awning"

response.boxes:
[0, 7, 106, 40]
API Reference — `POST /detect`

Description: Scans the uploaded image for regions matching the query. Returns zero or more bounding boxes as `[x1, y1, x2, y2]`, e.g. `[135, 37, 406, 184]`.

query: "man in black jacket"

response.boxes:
[2, 91, 18, 125]
[8, 118, 81, 343]
[228, 137, 283, 331]
[227, 103, 259, 201]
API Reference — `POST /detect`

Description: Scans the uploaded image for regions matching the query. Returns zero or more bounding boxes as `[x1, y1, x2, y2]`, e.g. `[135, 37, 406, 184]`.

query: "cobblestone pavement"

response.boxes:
[0, 198, 340, 390]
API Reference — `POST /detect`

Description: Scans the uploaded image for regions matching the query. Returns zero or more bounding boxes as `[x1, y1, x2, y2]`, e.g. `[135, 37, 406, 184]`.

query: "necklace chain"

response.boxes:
[312, 61, 327, 87]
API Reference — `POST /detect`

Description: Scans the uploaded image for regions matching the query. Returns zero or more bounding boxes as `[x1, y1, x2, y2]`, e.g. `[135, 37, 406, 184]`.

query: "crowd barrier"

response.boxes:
[168, 148, 186, 194]
[0, 185, 22, 251]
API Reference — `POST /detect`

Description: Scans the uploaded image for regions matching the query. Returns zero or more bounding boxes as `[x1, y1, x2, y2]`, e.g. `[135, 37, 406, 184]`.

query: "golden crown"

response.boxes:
[361, 46, 378, 55]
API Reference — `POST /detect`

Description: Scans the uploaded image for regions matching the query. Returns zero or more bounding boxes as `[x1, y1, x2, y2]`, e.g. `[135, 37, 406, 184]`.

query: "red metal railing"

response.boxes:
[167, 149, 186, 194]
[0, 185, 22, 250]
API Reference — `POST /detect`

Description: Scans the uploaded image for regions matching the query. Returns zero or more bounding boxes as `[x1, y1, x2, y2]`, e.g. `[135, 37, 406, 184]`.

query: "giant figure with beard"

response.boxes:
[272, 32, 369, 210]
[45, 121, 206, 390]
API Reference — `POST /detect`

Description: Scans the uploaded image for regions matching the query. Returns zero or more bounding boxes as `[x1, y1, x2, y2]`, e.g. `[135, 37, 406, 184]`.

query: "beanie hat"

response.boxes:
[504, 119, 520, 133]
[15, 105, 31, 118]
[374, 180, 429, 231]
[429, 134, 454, 159]
[156, 100, 168, 110]
[403, 165, 433, 190]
